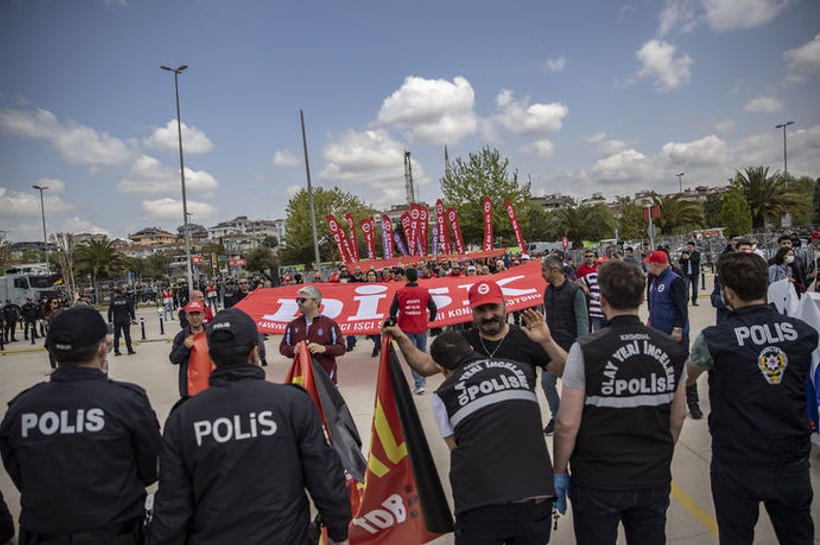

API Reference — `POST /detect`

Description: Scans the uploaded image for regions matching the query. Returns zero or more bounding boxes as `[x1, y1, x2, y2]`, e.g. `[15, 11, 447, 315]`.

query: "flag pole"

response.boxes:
[301, 110, 322, 276]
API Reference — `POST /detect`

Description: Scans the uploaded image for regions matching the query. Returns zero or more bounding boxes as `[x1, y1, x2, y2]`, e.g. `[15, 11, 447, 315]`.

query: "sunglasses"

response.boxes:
[295, 297, 311, 303]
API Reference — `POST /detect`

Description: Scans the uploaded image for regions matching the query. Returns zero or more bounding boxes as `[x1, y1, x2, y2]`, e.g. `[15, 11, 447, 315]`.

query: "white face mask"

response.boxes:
[785, 255, 795, 264]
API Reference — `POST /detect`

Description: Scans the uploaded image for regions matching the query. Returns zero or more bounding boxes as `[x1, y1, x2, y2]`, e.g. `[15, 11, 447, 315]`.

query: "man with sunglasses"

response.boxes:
[224, 278, 251, 309]
[279, 286, 346, 383]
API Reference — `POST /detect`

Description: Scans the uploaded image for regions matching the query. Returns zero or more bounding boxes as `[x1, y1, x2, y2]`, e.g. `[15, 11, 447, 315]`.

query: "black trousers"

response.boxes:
[113, 321, 133, 353]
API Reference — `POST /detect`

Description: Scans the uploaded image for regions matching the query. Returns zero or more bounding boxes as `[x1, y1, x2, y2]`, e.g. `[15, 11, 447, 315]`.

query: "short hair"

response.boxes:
[405, 267, 418, 282]
[771, 246, 792, 266]
[297, 285, 322, 305]
[717, 252, 767, 301]
[541, 255, 564, 272]
[687, 241, 696, 247]
[736, 238, 753, 249]
[430, 331, 473, 370]
[777, 234, 791, 244]
[208, 343, 255, 366]
[727, 233, 740, 240]
[56, 342, 104, 367]
[597, 260, 645, 310]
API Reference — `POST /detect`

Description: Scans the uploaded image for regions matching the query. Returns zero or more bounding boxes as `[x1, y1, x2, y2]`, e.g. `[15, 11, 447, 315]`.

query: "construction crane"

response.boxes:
[404, 150, 416, 204]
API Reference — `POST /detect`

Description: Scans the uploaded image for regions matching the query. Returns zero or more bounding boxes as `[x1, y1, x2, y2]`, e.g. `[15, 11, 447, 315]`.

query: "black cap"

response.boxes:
[46, 307, 107, 359]
[206, 308, 258, 362]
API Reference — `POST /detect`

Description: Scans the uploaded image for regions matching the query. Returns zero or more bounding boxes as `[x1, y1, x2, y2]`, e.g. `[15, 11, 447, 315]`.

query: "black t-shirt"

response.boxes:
[462, 325, 549, 370]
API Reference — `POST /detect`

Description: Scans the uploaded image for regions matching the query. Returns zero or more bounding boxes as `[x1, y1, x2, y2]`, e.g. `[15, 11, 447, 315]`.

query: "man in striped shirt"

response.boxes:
[576, 252, 605, 332]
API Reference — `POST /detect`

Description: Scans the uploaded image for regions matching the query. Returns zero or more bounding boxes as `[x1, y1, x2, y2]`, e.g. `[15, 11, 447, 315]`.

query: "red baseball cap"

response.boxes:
[643, 250, 669, 264]
[468, 280, 504, 308]
[812, 231, 820, 240]
[183, 301, 205, 313]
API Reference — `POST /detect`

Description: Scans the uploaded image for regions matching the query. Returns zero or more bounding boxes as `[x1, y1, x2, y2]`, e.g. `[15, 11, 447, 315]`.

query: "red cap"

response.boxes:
[812, 231, 820, 240]
[596, 256, 609, 264]
[183, 300, 205, 313]
[468, 280, 504, 308]
[643, 250, 669, 264]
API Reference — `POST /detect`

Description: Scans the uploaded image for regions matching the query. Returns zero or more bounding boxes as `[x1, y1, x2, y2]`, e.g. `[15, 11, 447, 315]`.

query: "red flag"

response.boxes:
[505, 200, 527, 252]
[400, 213, 413, 255]
[360, 217, 377, 260]
[482, 196, 493, 251]
[345, 213, 361, 261]
[435, 200, 450, 255]
[381, 215, 395, 259]
[409, 205, 421, 256]
[447, 207, 465, 254]
[418, 206, 429, 256]
[328, 214, 355, 264]
[186, 331, 214, 396]
[349, 337, 452, 544]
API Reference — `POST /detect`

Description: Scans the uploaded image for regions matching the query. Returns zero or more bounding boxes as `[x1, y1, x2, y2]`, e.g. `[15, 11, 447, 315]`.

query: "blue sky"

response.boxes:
[1, 0, 818, 242]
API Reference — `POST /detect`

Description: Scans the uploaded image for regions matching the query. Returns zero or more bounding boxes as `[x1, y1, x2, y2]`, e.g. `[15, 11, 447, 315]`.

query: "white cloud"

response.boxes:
[141, 198, 218, 222]
[0, 107, 133, 165]
[32, 177, 67, 194]
[702, 0, 791, 31]
[591, 149, 654, 182]
[546, 56, 567, 72]
[118, 155, 218, 196]
[60, 217, 109, 236]
[272, 149, 302, 167]
[0, 185, 76, 220]
[636, 39, 693, 91]
[585, 132, 629, 156]
[143, 120, 214, 154]
[321, 129, 428, 208]
[286, 185, 302, 196]
[661, 134, 730, 166]
[377, 76, 477, 144]
[494, 89, 568, 136]
[784, 34, 820, 80]
[523, 139, 556, 157]
[713, 119, 735, 132]
[743, 96, 784, 113]
[658, 0, 699, 37]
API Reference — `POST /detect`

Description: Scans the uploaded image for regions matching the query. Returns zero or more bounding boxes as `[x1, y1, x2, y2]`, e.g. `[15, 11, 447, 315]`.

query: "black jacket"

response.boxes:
[169, 326, 195, 398]
[0, 367, 161, 534]
[149, 365, 351, 545]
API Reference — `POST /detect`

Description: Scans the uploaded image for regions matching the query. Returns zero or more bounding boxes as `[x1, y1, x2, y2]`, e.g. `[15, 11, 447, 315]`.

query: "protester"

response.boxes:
[687, 251, 817, 544]
[149, 308, 351, 545]
[389, 267, 437, 393]
[768, 246, 797, 286]
[553, 260, 688, 544]
[0, 306, 162, 545]
[223, 277, 251, 308]
[169, 300, 212, 399]
[679, 241, 701, 305]
[279, 285, 346, 383]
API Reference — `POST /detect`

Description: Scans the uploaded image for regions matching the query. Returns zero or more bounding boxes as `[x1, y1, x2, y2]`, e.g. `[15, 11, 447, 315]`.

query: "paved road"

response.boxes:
[1, 281, 819, 544]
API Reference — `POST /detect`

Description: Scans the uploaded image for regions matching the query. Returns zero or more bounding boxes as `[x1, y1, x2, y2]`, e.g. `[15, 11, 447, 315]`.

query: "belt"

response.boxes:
[30, 518, 139, 542]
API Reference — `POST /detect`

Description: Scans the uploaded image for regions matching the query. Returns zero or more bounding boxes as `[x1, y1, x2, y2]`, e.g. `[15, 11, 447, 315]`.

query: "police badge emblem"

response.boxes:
[757, 346, 788, 385]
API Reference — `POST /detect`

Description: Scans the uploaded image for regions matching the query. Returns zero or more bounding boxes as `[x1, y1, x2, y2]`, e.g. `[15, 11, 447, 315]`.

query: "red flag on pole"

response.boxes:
[345, 213, 360, 261]
[435, 200, 450, 255]
[409, 205, 421, 256]
[447, 207, 465, 254]
[360, 217, 377, 260]
[418, 206, 429, 256]
[400, 213, 413, 255]
[505, 200, 527, 252]
[482, 196, 494, 251]
[328, 214, 355, 264]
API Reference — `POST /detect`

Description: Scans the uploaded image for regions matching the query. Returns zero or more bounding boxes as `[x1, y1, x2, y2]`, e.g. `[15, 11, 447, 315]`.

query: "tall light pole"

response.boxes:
[775, 121, 794, 174]
[676, 172, 685, 193]
[32, 184, 49, 272]
[160, 64, 193, 297]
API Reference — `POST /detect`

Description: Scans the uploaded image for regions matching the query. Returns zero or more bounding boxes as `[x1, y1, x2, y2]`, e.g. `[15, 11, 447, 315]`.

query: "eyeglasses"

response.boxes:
[584, 255, 595, 259]
[295, 297, 311, 303]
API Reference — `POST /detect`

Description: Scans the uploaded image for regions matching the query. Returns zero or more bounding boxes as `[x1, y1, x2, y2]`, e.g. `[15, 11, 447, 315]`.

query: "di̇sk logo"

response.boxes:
[362, 223, 371, 233]
[410, 209, 419, 220]
[757, 346, 788, 385]
[484, 201, 491, 213]
[477, 283, 490, 295]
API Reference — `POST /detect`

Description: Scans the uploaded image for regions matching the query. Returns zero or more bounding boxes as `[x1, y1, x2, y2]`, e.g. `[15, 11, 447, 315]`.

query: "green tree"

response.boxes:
[731, 166, 807, 230]
[719, 186, 752, 234]
[144, 251, 173, 280]
[73, 237, 123, 291]
[613, 197, 647, 241]
[650, 193, 703, 235]
[554, 205, 615, 248]
[702, 193, 723, 227]
[786, 175, 816, 227]
[440, 146, 531, 247]
[0, 233, 13, 272]
[814, 178, 820, 225]
[522, 203, 559, 243]
[244, 245, 278, 273]
[280, 187, 375, 267]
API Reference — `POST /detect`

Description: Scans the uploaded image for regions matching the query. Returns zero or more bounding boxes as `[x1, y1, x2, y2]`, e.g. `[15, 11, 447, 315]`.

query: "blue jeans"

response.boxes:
[405, 331, 428, 389]
[540, 370, 559, 420]
[569, 483, 671, 545]
[455, 501, 552, 545]
[711, 458, 813, 545]
[590, 316, 606, 332]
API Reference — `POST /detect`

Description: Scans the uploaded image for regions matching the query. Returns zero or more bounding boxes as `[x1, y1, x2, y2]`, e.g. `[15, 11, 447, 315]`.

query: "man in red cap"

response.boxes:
[644, 250, 702, 419]
[169, 300, 214, 398]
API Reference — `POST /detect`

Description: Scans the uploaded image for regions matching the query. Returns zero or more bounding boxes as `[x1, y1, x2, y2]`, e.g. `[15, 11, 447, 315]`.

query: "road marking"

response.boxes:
[671, 481, 718, 537]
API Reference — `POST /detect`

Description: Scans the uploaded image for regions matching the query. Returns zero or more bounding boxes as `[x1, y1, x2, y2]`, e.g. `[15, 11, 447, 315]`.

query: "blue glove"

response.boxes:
[554, 472, 570, 515]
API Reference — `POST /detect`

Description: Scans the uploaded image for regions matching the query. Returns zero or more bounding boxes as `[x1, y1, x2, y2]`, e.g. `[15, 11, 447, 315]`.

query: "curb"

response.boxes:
[1, 337, 175, 356]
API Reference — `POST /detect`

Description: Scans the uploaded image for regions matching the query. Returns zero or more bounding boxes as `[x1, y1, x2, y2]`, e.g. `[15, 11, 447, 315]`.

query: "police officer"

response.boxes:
[149, 308, 352, 545]
[686, 251, 818, 544]
[553, 260, 688, 544]
[0, 306, 162, 545]
[107, 287, 136, 355]
[429, 328, 562, 544]
[21, 298, 39, 344]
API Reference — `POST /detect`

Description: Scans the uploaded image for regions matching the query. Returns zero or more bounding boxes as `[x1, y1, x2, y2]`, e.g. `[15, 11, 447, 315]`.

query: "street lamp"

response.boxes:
[775, 121, 795, 174]
[32, 184, 49, 272]
[160, 64, 193, 298]
[676, 172, 685, 193]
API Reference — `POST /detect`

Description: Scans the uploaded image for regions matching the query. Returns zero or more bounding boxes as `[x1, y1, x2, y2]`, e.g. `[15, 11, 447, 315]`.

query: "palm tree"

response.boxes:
[554, 205, 614, 248]
[650, 193, 703, 235]
[732, 166, 808, 230]
[73, 237, 123, 292]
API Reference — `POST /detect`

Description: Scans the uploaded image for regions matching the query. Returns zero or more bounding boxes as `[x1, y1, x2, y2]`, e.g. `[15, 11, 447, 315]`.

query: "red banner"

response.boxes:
[482, 196, 493, 252]
[381, 215, 394, 259]
[400, 213, 412, 256]
[505, 199, 527, 252]
[418, 206, 429, 256]
[360, 217, 377, 260]
[328, 214, 355, 264]
[228, 257, 246, 267]
[435, 200, 450, 255]
[447, 207, 465, 254]
[237, 260, 544, 335]
[345, 212, 361, 261]
[409, 205, 421, 256]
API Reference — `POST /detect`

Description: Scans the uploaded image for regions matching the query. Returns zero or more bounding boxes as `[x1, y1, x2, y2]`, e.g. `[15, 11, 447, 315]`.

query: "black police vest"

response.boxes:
[435, 354, 554, 514]
[544, 280, 581, 351]
[572, 315, 686, 489]
[702, 304, 817, 466]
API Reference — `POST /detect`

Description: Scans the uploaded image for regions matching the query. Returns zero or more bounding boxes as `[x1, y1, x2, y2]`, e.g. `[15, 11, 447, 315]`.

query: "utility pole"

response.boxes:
[775, 121, 795, 174]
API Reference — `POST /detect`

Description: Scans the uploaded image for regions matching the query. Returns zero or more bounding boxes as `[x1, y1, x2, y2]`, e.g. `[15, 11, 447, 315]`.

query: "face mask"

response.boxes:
[785, 255, 795, 264]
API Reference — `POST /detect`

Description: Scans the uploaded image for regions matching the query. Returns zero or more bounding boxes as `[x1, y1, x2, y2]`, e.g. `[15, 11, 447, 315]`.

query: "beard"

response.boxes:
[477, 315, 505, 337]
